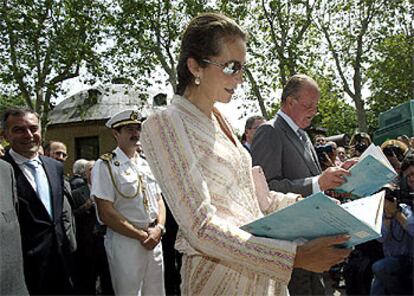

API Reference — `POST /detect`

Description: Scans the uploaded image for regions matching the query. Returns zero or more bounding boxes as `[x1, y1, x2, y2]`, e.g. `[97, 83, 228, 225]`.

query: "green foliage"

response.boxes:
[316, 0, 411, 132]
[312, 76, 358, 136]
[104, 0, 210, 92]
[366, 34, 414, 132]
[0, 0, 108, 127]
[0, 0, 411, 136]
[229, 0, 319, 119]
[0, 94, 26, 115]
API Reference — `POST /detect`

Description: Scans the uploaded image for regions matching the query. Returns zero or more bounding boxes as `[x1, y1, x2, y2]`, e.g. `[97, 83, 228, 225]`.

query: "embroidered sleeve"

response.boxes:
[141, 110, 296, 283]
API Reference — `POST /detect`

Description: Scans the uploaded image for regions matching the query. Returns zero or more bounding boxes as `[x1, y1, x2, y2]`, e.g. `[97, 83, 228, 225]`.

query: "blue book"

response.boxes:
[335, 144, 397, 198]
[241, 191, 385, 247]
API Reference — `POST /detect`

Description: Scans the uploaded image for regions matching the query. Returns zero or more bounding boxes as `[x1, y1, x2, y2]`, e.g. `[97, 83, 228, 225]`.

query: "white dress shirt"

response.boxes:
[9, 149, 45, 194]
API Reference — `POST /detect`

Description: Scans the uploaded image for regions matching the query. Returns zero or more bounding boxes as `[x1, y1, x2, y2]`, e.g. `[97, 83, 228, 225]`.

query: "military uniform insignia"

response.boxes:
[130, 111, 139, 121]
[100, 152, 115, 162]
[114, 160, 120, 166]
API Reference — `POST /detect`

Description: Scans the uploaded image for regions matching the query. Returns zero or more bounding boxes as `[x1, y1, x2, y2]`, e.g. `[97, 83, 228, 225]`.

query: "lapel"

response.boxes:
[3, 151, 54, 222]
[274, 115, 321, 175]
[40, 155, 63, 223]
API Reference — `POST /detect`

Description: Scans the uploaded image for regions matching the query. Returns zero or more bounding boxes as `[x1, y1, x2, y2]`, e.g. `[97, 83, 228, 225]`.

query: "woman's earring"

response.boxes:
[194, 76, 201, 86]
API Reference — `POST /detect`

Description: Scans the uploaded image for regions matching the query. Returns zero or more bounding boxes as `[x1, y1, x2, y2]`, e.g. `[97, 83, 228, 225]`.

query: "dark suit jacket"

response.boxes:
[71, 185, 96, 259]
[2, 151, 72, 295]
[251, 114, 321, 197]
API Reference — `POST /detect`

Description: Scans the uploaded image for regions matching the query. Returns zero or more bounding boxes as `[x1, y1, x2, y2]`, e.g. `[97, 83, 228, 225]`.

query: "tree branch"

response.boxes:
[245, 67, 269, 119]
[38, 1, 57, 88]
[48, 63, 80, 85]
[262, 0, 287, 85]
[293, 0, 315, 45]
[150, 11, 176, 88]
[318, 21, 354, 98]
[2, 3, 32, 108]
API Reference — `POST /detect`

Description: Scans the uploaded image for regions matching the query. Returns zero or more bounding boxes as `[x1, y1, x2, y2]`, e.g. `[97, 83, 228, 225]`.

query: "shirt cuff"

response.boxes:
[312, 176, 321, 194]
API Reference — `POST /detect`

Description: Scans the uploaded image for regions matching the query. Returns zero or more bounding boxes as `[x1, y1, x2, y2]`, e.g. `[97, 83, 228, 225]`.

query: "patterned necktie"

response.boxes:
[25, 160, 52, 217]
[298, 129, 320, 169]
[297, 128, 309, 145]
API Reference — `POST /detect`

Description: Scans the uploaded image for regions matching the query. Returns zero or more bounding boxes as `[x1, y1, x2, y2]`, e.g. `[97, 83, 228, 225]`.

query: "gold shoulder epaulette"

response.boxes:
[100, 152, 115, 162]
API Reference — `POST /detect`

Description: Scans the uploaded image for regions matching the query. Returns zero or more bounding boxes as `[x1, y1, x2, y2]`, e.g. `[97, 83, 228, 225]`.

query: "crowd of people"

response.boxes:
[0, 12, 412, 296]
[241, 116, 413, 295]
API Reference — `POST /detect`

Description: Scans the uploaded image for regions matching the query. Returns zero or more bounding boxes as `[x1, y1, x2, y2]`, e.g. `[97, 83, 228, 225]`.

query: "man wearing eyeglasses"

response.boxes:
[45, 140, 68, 162]
[251, 74, 352, 295]
[44, 140, 77, 254]
[242, 115, 265, 153]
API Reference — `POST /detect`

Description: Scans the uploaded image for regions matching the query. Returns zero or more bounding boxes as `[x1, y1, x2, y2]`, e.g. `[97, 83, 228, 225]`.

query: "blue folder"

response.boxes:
[335, 154, 397, 197]
[241, 192, 384, 247]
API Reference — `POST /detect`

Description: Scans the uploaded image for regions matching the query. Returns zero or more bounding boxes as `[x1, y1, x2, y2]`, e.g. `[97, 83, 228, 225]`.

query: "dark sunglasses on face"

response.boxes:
[202, 59, 245, 75]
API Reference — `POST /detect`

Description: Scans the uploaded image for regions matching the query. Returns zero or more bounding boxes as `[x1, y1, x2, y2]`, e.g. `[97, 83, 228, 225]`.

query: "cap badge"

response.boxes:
[130, 111, 139, 121]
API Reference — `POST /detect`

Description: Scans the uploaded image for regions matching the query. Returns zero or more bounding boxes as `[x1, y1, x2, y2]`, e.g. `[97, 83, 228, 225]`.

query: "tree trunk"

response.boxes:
[352, 93, 368, 132]
[245, 68, 269, 120]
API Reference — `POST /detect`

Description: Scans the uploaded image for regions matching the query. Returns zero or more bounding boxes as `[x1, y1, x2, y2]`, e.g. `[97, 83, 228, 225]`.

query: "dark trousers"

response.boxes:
[288, 268, 325, 295]
[25, 253, 73, 295]
[162, 201, 182, 296]
[73, 209, 114, 296]
[74, 233, 113, 295]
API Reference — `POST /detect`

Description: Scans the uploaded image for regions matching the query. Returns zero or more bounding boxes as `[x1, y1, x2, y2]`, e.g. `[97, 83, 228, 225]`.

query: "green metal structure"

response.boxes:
[373, 100, 414, 145]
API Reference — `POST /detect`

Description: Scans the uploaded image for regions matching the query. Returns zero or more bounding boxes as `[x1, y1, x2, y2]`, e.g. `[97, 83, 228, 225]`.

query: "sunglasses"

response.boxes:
[202, 59, 245, 75]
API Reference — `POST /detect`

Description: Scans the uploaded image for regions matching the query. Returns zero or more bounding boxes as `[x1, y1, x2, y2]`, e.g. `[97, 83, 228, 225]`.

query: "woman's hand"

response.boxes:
[294, 235, 352, 273]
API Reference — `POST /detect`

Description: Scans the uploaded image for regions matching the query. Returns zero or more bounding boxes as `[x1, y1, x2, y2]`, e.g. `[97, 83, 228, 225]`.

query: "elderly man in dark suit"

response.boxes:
[1, 108, 73, 295]
[251, 74, 352, 295]
[71, 160, 114, 295]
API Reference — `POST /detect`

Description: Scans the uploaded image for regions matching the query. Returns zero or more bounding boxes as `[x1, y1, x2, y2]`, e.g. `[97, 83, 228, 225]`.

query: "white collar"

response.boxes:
[114, 147, 155, 178]
[113, 147, 130, 165]
[277, 109, 301, 136]
[10, 149, 41, 165]
[113, 146, 144, 166]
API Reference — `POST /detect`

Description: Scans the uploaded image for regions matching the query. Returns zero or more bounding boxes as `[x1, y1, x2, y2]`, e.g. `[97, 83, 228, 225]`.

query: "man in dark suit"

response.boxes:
[251, 74, 351, 295]
[71, 160, 114, 295]
[1, 108, 73, 295]
[44, 140, 77, 253]
[242, 115, 265, 153]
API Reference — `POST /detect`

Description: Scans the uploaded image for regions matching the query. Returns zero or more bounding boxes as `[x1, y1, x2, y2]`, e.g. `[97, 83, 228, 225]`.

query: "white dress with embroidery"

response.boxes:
[141, 95, 298, 295]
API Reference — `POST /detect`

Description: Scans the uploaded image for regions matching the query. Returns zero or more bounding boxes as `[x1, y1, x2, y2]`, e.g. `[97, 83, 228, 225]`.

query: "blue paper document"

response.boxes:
[241, 191, 385, 247]
[335, 144, 397, 198]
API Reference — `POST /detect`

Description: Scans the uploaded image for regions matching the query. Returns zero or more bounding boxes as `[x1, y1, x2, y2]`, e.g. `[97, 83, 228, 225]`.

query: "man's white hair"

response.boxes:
[72, 159, 89, 178]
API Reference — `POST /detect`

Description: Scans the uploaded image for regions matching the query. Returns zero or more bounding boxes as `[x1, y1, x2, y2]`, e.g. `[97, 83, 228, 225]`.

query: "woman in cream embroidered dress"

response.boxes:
[141, 13, 351, 296]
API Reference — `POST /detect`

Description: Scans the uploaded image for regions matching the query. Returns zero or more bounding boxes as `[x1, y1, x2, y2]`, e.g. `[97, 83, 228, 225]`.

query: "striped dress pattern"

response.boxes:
[141, 95, 297, 295]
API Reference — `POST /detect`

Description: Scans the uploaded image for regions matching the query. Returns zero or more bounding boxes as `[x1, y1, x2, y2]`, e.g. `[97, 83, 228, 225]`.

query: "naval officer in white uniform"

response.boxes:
[91, 109, 166, 295]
